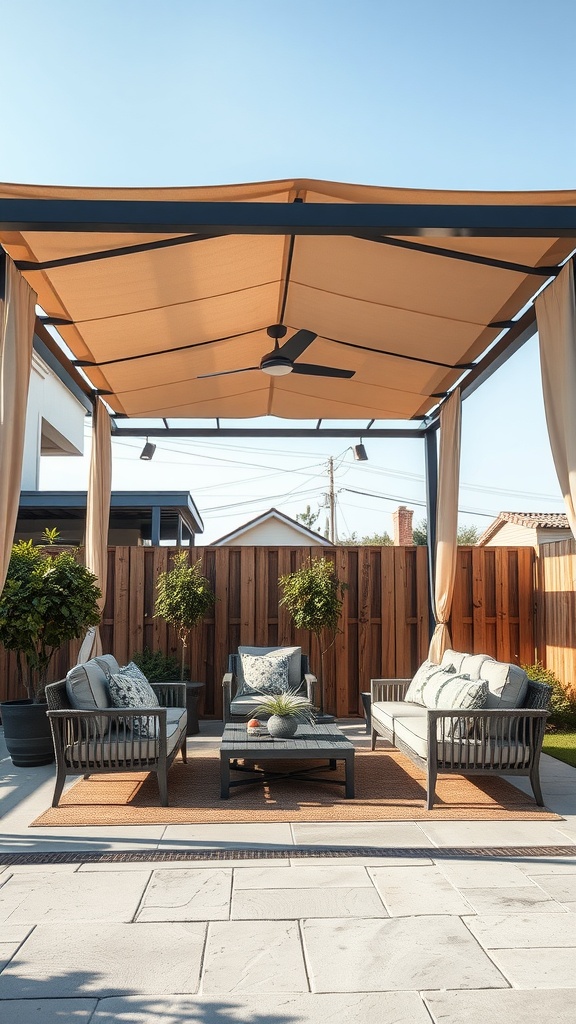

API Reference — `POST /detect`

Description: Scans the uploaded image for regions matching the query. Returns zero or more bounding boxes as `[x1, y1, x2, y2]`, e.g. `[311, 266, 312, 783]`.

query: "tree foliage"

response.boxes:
[412, 518, 480, 545]
[0, 536, 101, 700]
[155, 552, 215, 679]
[296, 505, 321, 532]
[339, 531, 393, 546]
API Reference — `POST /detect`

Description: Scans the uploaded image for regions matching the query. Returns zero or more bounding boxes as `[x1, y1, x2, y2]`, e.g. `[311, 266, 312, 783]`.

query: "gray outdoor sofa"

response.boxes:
[45, 654, 187, 807]
[370, 649, 551, 809]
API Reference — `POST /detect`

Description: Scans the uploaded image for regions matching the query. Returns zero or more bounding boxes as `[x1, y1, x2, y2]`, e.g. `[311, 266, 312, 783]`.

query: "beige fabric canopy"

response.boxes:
[1, 178, 575, 422]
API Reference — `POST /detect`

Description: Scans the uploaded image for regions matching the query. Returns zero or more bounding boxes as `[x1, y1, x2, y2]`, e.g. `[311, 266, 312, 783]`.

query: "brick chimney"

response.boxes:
[393, 506, 414, 546]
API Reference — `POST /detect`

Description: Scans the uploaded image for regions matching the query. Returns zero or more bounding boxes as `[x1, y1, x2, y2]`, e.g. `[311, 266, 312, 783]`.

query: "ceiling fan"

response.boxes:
[198, 325, 355, 380]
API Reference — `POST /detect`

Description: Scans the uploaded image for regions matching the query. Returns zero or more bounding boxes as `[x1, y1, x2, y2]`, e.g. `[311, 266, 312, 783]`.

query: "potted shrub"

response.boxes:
[0, 533, 101, 766]
[252, 689, 316, 738]
[279, 556, 347, 719]
[155, 552, 215, 682]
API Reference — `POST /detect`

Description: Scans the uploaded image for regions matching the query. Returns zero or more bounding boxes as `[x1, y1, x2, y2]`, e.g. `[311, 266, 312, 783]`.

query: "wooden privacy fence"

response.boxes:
[536, 539, 576, 698]
[0, 544, 536, 717]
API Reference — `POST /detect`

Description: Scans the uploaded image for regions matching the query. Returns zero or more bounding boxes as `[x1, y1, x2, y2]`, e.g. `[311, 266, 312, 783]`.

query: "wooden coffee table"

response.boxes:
[219, 721, 355, 799]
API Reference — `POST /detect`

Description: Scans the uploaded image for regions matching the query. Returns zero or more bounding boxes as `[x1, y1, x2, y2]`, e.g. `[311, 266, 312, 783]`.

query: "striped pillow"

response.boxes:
[420, 670, 488, 710]
[405, 661, 455, 705]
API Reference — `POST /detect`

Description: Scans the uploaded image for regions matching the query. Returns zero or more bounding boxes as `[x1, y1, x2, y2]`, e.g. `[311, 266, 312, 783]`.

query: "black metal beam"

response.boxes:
[3, 199, 576, 236]
[33, 321, 94, 413]
[16, 232, 222, 272]
[354, 233, 561, 276]
[110, 426, 426, 439]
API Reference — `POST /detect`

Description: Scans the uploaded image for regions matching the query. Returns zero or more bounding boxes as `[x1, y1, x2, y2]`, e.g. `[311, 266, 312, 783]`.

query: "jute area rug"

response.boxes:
[32, 746, 560, 826]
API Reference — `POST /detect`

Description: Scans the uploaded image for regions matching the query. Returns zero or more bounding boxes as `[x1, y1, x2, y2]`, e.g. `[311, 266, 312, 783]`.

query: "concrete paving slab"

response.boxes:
[93, 991, 432, 1024]
[0, 922, 206, 998]
[302, 916, 508, 992]
[417, 820, 574, 848]
[160, 823, 294, 848]
[231, 886, 388, 919]
[0, 870, 151, 924]
[489, 946, 576, 988]
[233, 865, 372, 888]
[291, 821, 433, 847]
[519, 857, 576, 874]
[425, 989, 576, 1024]
[0, 998, 97, 1022]
[369, 866, 473, 916]
[435, 856, 536, 888]
[0, 925, 33, 971]
[528, 872, 576, 903]
[459, 884, 566, 915]
[464, 911, 576, 947]
[201, 920, 308, 993]
[136, 868, 232, 921]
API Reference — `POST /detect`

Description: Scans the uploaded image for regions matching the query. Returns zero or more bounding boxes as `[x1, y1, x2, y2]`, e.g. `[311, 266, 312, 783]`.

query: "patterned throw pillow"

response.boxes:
[405, 661, 455, 705]
[420, 671, 489, 741]
[119, 661, 150, 687]
[108, 672, 160, 738]
[239, 652, 291, 695]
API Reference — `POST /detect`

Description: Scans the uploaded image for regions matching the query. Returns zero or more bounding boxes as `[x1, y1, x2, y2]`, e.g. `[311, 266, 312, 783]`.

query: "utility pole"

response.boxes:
[328, 456, 337, 544]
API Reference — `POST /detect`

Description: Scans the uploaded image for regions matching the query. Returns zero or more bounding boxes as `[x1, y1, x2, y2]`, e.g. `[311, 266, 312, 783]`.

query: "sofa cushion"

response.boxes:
[239, 651, 291, 695]
[394, 714, 531, 767]
[118, 661, 151, 687]
[67, 716, 183, 763]
[419, 671, 489, 711]
[108, 672, 160, 738]
[440, 649, 466, 673]
[93, 655, 121, 678]
[236, 646, 302, 694]
[460, 653, 493, 680]
[405, 662, 455, 705]
[371, 700, 427, 737]
[66, 660, 111, 735]
[480, 659, 529, 710]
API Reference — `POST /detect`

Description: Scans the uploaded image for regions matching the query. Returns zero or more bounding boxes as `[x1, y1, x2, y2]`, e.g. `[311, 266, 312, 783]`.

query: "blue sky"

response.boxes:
[3, 0, 575, 541]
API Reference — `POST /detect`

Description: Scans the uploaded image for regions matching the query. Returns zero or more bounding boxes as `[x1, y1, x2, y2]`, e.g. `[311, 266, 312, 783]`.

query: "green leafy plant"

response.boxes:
[522, 661, 576, 730]
[278, 556, 347, 715]
[252, 689, 316, 723]
[0, 534, 101, 701]
[132, 647, 182, 682]
[154, 552, 214, 680]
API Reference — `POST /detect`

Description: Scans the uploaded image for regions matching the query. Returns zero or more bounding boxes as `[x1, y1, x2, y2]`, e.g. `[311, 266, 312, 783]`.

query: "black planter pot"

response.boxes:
[0, 699, 54, 767]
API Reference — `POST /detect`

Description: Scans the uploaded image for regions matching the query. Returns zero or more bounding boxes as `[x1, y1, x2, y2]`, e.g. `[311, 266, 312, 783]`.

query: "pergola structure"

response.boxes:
[1, 178, 576, 655]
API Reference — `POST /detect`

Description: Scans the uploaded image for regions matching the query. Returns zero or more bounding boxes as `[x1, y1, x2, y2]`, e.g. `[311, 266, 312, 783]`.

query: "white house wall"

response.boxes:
[216, 519, 327, 546]
[21, 352, 86, 489]
[484, 520, 572, 547]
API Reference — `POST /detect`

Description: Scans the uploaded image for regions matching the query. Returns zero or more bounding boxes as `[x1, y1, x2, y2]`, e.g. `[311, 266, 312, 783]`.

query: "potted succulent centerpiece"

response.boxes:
[252, 689, 316, 739]
[0, 532, 101, 766]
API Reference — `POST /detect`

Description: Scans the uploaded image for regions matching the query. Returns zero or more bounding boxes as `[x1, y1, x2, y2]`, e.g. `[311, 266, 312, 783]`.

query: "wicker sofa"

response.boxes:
[370, 649, 551, 810]
[45, 654, 187, 808]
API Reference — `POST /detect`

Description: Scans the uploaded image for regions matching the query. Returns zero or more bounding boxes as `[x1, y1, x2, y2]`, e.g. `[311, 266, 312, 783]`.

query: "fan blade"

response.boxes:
[197, 366, 258, 379]
[278, 329, 317, 362]
[291, 363, 355, 379]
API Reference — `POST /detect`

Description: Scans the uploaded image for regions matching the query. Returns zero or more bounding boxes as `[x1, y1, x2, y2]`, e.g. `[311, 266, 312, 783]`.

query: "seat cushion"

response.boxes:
[371, 700, 427, 737]
[239, 651, 291, 695]
[166, 707, 187, 733]
[230, 694, 281, 717]
[394, 714, 530, 767]
[236, 646, 302, 694]
[67, 717, 183, 763]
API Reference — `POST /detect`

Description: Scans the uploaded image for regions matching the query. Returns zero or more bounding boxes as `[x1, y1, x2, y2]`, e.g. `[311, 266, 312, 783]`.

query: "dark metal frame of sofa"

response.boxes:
[45, 680, 188, 808]
[222, 653, 317, 723]
[370, 678, 551, 810]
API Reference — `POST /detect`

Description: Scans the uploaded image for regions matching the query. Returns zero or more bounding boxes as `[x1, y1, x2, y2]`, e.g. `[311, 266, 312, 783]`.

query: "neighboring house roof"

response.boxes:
[17, 490, 204, 541]
[477, 511, 569, 546]
[210, 508, 331, 546]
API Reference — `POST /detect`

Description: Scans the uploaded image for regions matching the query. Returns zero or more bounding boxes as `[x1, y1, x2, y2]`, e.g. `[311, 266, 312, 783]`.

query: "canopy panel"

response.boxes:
[1, 178, 575, 421]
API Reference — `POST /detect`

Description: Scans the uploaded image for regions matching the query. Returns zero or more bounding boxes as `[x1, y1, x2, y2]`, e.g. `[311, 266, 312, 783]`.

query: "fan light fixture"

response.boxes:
[353, 443, 368, 462]
[260, 355, 293, 376]
[140, 439, 156, 461]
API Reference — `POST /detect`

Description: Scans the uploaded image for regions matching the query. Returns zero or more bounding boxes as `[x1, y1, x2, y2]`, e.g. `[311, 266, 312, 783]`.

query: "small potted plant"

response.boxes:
[252, 689, 316, 738]
[0, 531, 101, 766]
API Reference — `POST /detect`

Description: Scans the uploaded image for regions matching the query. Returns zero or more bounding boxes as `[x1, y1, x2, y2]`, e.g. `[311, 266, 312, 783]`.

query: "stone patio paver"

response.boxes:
[0, 870, 152, 924]
[488, 946, 576, 988]
[525, 871, 576, 904]
[233, 865, 373, 887]
[302, 916, 508, 991]
[369, 865, 473, 916]
[201, 920, 308, 993]
[425, 989, 576, 1024]
[435, 856, 536, 888]
[0, 925, 33, 971]
[231, 885, 388, 919]
[459, 884, 566, 915]
[0, 999, 97, 1023]
[0, 922, 206, 998]
[136, 868, 232, 921]
[291, 821, 434, 847]
[464, 911, 576, 947]
[93, 991, 432, 1024]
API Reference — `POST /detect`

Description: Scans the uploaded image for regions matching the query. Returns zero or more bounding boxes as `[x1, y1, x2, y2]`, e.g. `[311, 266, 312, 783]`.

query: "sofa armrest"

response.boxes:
[371, 679, 411, 702]
[222, 672, 235, 723]
[150, 681, 187, 707]
[304, 672, 318, 707]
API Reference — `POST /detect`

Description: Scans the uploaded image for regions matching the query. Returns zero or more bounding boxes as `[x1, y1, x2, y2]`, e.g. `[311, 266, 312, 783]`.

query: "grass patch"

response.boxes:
[543, 732, 576, 769]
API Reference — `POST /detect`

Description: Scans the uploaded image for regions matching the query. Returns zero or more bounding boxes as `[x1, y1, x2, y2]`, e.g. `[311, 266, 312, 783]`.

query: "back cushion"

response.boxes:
[66, 660, 110, 735]
[460, 653, 493, 680]
[93, 655, 121, 678]
[236, 646, 302, 694]
[405, 661, 455, 706]
[440, 649, 466, 673]
[481, 659, 529, 709]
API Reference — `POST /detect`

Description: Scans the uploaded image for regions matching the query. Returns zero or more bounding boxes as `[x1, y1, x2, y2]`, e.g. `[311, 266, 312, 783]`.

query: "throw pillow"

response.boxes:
[108, 671, 160, 738]
[239, 651, 291, 695]
[405, 661, 455, 705]
[421, 671, 489, 741]
[236, 646, 302, 694]
[119, 661, 151, 687]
